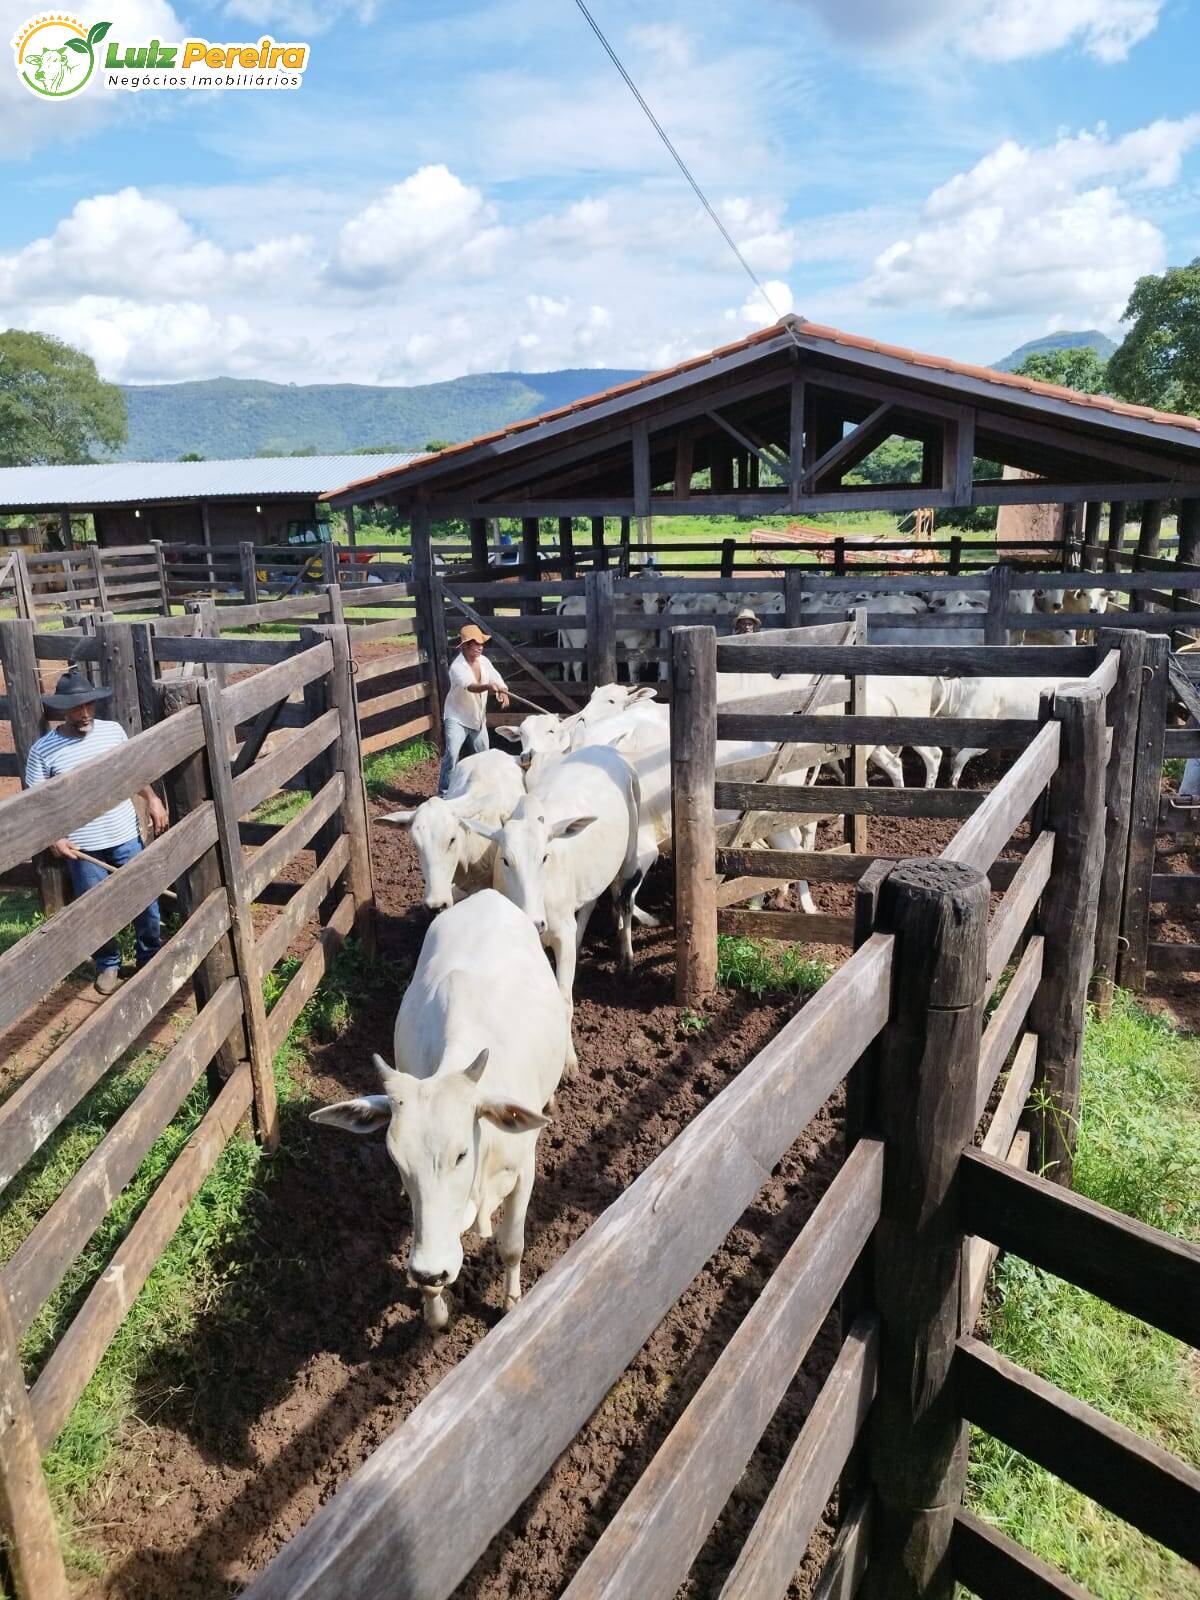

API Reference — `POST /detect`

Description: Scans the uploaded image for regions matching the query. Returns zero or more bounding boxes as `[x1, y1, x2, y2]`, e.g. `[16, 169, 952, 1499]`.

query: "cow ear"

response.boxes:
[550, 814, 596, 839]
[629, 686, 657, 703]
[494, 725, 522, 744]
[310, 1095, 392, 1134]
[379, 808, 417, 828]
[477, 1097, 549, 1134]
[461, 1048, 489, 1084]
[461, 815, 502, 842]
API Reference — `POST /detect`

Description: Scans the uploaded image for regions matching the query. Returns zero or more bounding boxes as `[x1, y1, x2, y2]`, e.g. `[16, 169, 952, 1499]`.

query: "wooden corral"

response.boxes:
[0, 623, 376, 1597]
[233, 660, 1199, 1598]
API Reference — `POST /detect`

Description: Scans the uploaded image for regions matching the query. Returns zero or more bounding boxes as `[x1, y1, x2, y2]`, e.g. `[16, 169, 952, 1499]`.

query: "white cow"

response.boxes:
[310, 891, 566, 1330]
[556, 588, 663, 682]
[377, 749, 525, 912]
[467, 745, 654, 1072]
[939, 676, 1088, 787]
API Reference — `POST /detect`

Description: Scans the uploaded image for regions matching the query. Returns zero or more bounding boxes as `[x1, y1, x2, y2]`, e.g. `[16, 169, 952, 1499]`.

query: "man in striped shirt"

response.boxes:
[26, 669, 170, 996]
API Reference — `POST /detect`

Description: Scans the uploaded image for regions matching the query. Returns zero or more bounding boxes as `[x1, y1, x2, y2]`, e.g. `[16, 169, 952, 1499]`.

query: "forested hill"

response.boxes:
[992, 330, 1117, 373]
[116, 368, 645, 461]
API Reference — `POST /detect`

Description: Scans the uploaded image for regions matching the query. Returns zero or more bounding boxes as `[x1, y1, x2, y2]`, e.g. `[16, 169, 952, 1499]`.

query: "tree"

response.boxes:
[178, 451, 205, 461]
[0, 329, 126, 465]
[1107, 258, 1200, 417]
[1013, 346, 1109, 394]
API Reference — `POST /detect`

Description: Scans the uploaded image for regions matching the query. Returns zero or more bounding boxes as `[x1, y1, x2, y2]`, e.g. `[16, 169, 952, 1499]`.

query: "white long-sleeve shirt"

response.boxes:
[443, 650, 507, 731]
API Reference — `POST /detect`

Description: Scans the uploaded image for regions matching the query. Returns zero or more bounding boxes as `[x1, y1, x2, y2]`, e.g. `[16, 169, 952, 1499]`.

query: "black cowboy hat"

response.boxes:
[42, 668, 112, 713]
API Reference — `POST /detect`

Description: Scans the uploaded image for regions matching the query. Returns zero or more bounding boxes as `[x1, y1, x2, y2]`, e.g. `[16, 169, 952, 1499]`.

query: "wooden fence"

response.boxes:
[234, 660, 1198, 1598]
[0, 624, 375, 1599]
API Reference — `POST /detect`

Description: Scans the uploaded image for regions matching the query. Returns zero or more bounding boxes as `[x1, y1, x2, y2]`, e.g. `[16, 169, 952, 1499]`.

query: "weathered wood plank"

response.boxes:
[3, 979, 243, 1338]
[672, 626, 718, 1002]
[955, 1335, 1200, 1563]
[962, 1130, 1030, 1333]
[230, 709, 339, 817]
[716, 848, 881, 883]
[0, 1287, 70, 1599]
[943, 725, 1060, 874]
[242, 776, 345, 903]
[981, 1034, 1038, 1158]
[243, 933, 894, 1600]
[812, 1494, 873, 1600]
[719, 1318, 880, 1600]
[153, 636, 303, 666]
[0, 891, 230, 1192]
[976, 936, 1043, 1124]
[714, 644, 1098, 678]
[29, 1062, 254, 1452]
[220, 641, 334, 727]
[256, 836, 351, 974]
[951, 1508, 1093, 1600]
[0, 805, 218, 1043]
[984, 831, 1054, 998]
[1120, 636, 1169, 989]
[715, 782, 982, 819]
[562, 1142, 884, 1600]
[1091, 630, 1146, 1011]
[717, 713, 1037, 749]
[717, 908, 856, 943]
[352, 653, 424, 689]
[1147, 940, 1200, 971]
[960, 1149, 1200, 1347]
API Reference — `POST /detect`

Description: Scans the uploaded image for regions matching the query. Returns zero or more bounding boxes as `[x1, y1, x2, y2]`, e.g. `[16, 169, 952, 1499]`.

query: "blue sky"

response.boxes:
[2, 0, 1198, 386]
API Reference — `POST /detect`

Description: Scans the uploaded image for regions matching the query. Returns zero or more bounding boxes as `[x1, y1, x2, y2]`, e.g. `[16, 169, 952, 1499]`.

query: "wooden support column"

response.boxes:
[1083, 501, 1103, 569]
[521, 517, 542, 617]
[158, 679, 249, 1089]
[674, 424, 695, 500]
[1178, 500, 1200, 566]
[128, 621, 159, 734]
[632, 420, 651, 518]
[98, 621, 142, 736]
[149, 539, 171, 614]
[585, 569, 617, 687]
[0, 619, 68, 914]
[1138, 500, 1163, 558]
[344, 503, 357, 549]
[1119, 633, 1168, 994]
[865, 858, 988, 1600]
[590, 516, 609, 569]
[1027, 683, 1107, 1185]
[847, 607, 869, 853]
[197, 679, 279, 1151]
[312, 623, 376, 955]
[239, 541, 259, 606]
[200, 501, 215, 587]
[557, 517, 576, 580]
[1105, 501, 1127, 572]
[784, 567, 804, 626]
[321, 541, 338, 589]
[0, 1287, 70, 1600]
[984, 564, 1011, 647]
[58, 508, 71, 550]
[671, 626, 718, 1003]
[410, 510, 444, 743]
[948, 535, 962, 576]
[1090, 629, 1146, 1013]
[619, 516, 631, 577]
[789, 373, 805, 512]
[1059, 504, 1079, 571]
[469, 516, 489, 570]
[720, 538, 736, 580]
[88, 543, 110, 612]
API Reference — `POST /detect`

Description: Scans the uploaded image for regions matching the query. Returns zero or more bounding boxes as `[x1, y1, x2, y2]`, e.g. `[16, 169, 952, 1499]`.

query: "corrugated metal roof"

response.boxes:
[0, 454, 427, 510]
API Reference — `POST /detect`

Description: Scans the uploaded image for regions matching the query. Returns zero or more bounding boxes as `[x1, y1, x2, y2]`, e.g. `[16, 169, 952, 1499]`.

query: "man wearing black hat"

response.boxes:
[26, 669, 170, 995]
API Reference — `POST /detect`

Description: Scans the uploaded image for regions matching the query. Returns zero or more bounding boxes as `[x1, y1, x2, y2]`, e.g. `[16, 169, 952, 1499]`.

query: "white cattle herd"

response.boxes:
[312, 572, 1107, 1327]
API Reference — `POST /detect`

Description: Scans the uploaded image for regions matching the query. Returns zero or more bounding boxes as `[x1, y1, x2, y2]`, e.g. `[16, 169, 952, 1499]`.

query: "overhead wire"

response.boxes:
[570, 0, 790, 327]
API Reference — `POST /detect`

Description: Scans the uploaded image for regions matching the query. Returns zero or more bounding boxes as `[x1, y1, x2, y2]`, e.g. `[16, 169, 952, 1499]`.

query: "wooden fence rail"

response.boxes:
[0, 629, 376, 1597]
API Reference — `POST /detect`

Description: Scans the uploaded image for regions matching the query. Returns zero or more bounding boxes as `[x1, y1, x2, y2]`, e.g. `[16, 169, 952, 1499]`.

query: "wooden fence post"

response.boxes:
[847, 606, 869, 853]
[88, 543, 110, 612]
[323, 582, 345, 626]
[321, 541, 338, 588]
[948, 535, 962, 576]
[13, 550, 35, 622]
[1083, 501, 1103, 569]
[410, 510, 444, 745]
[670, 626, 717, 1003]
[784, 567, 804, 627]
[585, 569, 617, 687]
[1179, 500, 1200, 565]
[984, 563, 1011, 646]
[1119, 633, 1168, 994]
[158, 679, 250, 1090]
[1027, 683, 1107, 1184]
[197, 678, 279, 1152]
[590, 516, 608, 569]
[98, 621, 142, 736]
[0, 1288, 70, 1600]
[1105, 502, 1127, 572]
[1091, 628, 1146, 1012]
[0, 618, 68, 915]
[1138, 500, 1163, 558]
[557, 517, 576, 579]
[720, 538, 736, 579]
[315, 623, 376, 955]
[239, 541, 259, 606]
[149, 540, 171, 615]
[469, 517, 489, 572]
[865, 857, 989, 1600]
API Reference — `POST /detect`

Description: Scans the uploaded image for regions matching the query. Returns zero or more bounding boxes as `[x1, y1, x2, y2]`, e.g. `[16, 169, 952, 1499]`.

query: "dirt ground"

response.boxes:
[24, 741, 1178, 1599]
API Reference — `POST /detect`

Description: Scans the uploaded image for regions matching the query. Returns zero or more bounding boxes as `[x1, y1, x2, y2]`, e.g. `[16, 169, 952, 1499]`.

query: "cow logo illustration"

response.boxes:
[12, 15, 109, 96]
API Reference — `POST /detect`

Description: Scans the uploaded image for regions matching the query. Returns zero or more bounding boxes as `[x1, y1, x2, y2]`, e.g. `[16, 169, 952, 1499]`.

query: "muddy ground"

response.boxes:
[51, 746, 985, 1600]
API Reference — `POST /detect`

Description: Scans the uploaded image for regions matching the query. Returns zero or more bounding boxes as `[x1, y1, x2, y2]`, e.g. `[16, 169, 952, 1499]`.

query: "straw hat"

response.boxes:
[734, 609, 759, 625]
[459, 623, 491, 645]
[42, 668, 112, 712]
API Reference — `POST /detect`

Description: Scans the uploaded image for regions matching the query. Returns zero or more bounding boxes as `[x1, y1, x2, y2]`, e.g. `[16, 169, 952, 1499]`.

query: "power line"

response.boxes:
[571, 0, 786, 325]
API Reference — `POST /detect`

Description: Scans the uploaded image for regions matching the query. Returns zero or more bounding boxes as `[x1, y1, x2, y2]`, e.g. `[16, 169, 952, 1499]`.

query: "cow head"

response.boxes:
[1062, 587, 1109, 616]
[310, 1050, 547, 1327]
[580, 683, 656, 720]
[381, 795, 477, 913]
[494, 711, 574, 772]
[465, 807, 595, 935]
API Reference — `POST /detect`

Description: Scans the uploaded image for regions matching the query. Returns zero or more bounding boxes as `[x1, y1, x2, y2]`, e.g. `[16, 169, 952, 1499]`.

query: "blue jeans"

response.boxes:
[68, 835, 161, 974]
[438, 718, 489, 796]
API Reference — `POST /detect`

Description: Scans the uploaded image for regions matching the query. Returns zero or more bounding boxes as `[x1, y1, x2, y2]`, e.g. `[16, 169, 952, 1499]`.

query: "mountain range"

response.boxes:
[113, 332, 1118, 461]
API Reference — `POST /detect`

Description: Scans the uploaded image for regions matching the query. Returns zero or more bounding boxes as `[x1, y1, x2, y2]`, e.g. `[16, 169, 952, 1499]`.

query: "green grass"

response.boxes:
[967, 992, 1200, 1599]
[0, 890, 40, 956]
[0, 931, 388, 1567]
[363, 739, 436, 798]
[715, 934, 831, 996]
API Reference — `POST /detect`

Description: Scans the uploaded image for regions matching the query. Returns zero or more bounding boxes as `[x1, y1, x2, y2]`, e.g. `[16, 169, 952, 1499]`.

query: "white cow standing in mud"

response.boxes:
[309, 891, 567, 1331]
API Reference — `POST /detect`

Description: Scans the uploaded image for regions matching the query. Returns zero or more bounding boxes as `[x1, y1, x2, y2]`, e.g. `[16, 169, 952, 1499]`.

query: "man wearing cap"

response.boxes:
[25, 669, 170, 995]
[438, 624, 511, 796]
[733, 609, 761, 635]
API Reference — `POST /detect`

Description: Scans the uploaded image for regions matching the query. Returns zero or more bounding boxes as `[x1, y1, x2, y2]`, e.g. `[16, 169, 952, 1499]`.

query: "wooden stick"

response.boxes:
[70, 848, 178, 900]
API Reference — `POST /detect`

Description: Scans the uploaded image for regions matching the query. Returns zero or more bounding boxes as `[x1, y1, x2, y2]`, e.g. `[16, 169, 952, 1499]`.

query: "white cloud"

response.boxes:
[789, 0, 1164, 62]
[0, 0, 185, 155]
[628, 22, 695, 70]
[329, 165, 510, 288]
[725, 280, 796, 328]
[863, 118, 1200, 325]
